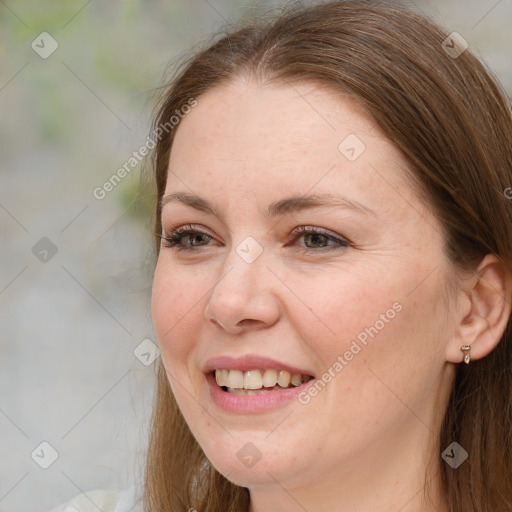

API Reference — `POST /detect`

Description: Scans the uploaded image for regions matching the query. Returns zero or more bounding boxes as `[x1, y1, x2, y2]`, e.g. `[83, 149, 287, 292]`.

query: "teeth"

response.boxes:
[227, 385, 288, 395]
[244, 370, 263, 390]
[215, 368, 309, 390]
[215, 369, 229, 386]
[277, 370, 291, 387]
[262, 369, 278, 387]
[227, 369, 244, 389]
[290, 373, 302, 386]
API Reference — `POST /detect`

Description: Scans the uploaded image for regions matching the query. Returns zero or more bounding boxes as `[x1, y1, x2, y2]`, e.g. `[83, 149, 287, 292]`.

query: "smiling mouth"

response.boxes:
[213, 368, 315, 395]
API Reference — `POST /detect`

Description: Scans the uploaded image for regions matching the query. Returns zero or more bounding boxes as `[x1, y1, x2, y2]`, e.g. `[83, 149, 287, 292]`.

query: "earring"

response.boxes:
[460, 345, 471, 364]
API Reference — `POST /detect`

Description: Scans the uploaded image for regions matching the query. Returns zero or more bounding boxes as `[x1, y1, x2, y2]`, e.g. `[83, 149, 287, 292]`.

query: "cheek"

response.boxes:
[280, 267, 404, 351]
[283, 264, 446, 393]
[333, 276, 448, 409]
[151, 260, 204, 366]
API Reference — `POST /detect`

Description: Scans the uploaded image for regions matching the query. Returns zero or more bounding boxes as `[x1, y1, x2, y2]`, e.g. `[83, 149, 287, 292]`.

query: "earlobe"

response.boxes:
[446, 254, 512, 364]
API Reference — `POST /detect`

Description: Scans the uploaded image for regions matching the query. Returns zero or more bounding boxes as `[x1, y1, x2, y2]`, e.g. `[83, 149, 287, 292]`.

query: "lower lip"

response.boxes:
[206, 372, 315, 413]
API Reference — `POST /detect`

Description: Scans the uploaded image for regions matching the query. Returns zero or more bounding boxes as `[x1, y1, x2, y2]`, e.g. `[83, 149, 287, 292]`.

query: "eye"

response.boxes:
[160, 224, 215, 252]
[289, 226, 350, 250]
[159, 224, 350, 253]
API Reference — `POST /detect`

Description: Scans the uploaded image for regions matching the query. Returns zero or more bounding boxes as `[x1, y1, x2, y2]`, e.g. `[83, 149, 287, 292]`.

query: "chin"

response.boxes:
[210, 455, 290, 487]
[198, 435, 309, 489]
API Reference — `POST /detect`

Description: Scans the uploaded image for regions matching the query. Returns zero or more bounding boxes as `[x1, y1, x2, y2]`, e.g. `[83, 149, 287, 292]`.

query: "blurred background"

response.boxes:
[1, 1, 511, 511]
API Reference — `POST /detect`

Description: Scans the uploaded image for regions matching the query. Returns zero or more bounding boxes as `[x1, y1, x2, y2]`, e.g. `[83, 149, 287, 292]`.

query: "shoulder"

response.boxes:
[50, 486, 142, 512]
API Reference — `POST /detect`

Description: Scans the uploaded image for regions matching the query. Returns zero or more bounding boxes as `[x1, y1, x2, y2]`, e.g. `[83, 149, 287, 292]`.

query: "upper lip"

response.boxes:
[203, 354, 315, 377]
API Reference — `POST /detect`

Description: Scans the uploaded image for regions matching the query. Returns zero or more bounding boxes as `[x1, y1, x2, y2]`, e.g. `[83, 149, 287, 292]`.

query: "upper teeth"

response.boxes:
[215, 369, 306, 389]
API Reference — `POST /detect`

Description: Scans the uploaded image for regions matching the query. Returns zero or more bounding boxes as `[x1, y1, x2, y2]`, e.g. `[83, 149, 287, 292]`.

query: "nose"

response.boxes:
[204, 244, 281, 335]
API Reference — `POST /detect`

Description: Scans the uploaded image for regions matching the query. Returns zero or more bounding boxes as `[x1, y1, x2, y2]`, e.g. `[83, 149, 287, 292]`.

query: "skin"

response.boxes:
[151, 77, 510, 512]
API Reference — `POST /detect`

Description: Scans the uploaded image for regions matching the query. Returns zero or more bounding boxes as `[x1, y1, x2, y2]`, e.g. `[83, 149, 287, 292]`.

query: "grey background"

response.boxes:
[1, 1, 511, 511]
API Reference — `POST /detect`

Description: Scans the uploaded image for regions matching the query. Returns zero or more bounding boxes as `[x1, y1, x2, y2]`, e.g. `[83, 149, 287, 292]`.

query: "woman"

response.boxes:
[54, 1, 512, 511]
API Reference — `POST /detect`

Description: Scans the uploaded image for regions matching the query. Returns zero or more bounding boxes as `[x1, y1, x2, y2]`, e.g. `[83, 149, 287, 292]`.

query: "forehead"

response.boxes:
[166, 80, 418, 220]
[171, 79, 383, 161]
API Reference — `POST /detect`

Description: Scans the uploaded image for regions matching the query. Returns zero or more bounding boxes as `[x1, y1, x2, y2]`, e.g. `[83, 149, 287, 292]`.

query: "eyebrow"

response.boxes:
[160, 191, 376, 218]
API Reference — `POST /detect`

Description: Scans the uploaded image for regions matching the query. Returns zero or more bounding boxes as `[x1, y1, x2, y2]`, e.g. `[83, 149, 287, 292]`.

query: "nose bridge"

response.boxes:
[214, 234, 268, 298]
[205, 235, 280, 332]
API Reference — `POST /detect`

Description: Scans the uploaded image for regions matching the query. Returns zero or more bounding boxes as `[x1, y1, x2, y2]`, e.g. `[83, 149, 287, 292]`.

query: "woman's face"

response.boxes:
[152, 79, 458, 493]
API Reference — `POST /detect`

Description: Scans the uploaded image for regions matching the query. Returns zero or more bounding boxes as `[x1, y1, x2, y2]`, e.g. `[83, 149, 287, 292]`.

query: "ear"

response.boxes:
[446, 254, 512, 363]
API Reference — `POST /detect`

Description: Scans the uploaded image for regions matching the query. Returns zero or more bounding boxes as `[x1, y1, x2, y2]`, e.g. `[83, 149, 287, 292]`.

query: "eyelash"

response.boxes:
[159, 224, 350, 253]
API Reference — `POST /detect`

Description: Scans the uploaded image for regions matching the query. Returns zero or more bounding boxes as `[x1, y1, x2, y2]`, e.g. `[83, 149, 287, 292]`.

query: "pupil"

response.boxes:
[307, 234, 326, 247]
[191, 234, 206, 246]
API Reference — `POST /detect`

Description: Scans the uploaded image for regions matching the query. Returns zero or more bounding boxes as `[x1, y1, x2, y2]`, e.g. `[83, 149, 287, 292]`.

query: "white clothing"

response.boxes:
[50, 485, 142, 512]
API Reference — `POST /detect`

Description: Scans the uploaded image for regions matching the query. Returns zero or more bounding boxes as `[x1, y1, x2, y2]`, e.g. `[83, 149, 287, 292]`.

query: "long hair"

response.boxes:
[143, 2, 512, 511]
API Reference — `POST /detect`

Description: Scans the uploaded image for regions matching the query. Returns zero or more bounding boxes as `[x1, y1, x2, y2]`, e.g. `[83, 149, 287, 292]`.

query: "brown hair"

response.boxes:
[143, 1, 512, 511]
